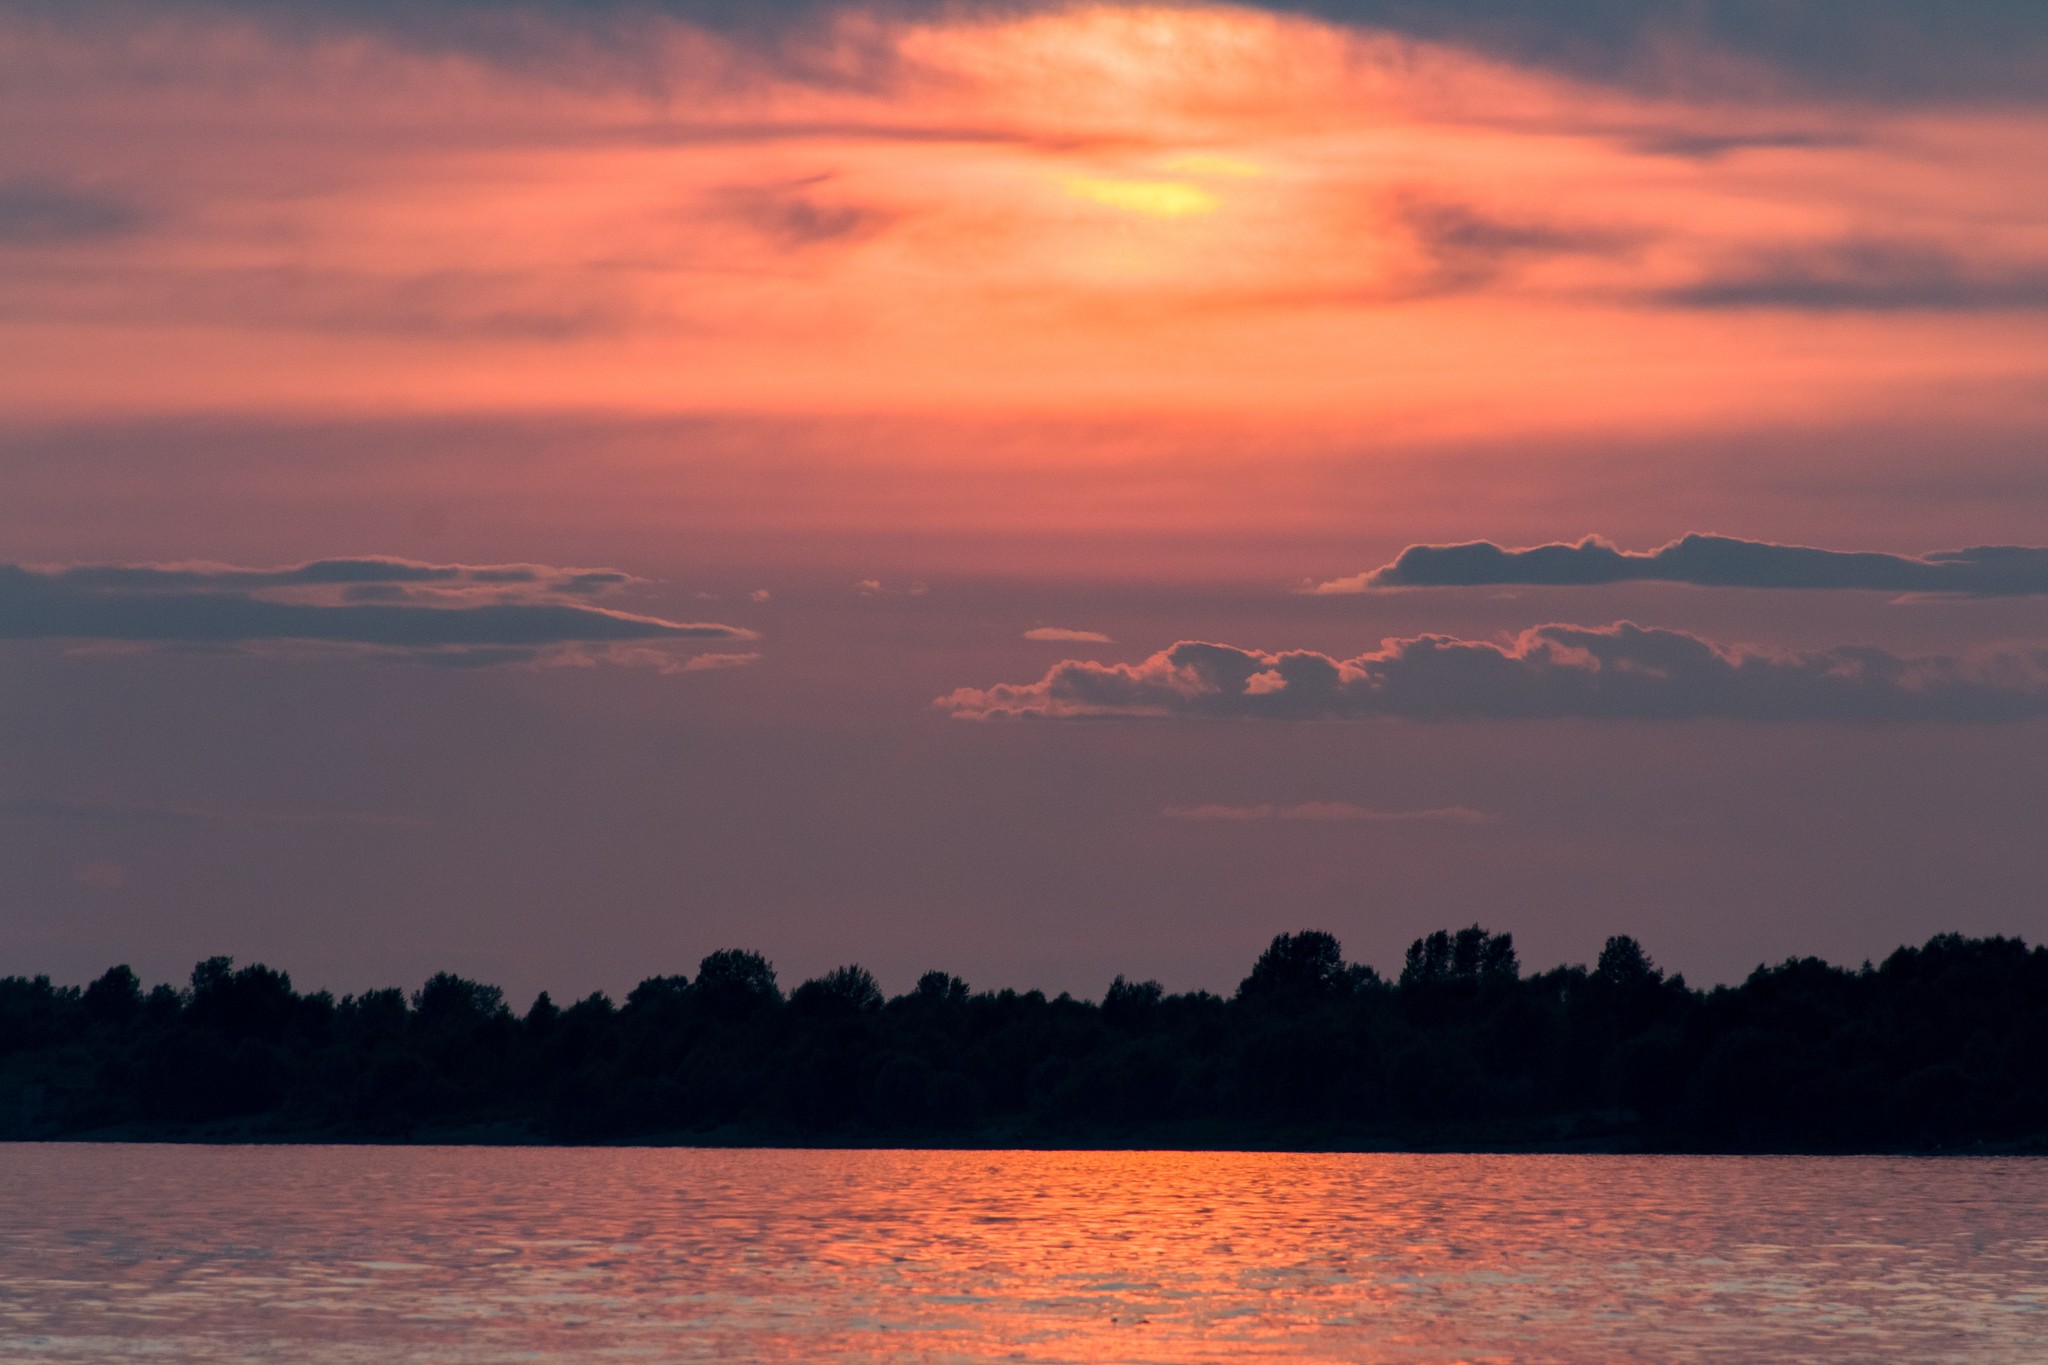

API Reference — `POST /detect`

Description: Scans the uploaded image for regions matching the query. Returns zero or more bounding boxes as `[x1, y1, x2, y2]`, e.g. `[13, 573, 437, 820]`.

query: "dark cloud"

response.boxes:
[0, 179, 146, 244]
[1271, 1, 2048, 101]
[0, 558, 753, 661]
[937, 623, 2048, 724]
[1623, 129, 1855, 160]
[1666, 240, 2048, 311]
[43, 557, 632, 595]
[1395, 198, 1639, 295]
[12, 1, 2046, 102]
[715, 177, 893, 249]
[1322, 534, 2048, 596]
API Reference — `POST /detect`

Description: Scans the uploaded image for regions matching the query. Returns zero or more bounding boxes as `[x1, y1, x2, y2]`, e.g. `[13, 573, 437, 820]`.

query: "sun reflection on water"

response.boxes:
[1, 1147, 2043, 1362]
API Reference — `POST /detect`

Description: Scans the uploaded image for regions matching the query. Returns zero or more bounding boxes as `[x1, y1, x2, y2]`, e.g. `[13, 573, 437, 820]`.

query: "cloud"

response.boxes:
[0, 557, 754, 665]
[1665, 240, 2048, 311]
[679, 650, 762, 671]
[37, 557, 637, 597]
[715, 177, 893, 248]
[0, 178, 146, 243]
[528, 643, 762, 674]
[1163, 802, 1488, 823]
[1024, 626, 1113, 643]
[1317, 535, 2048, 596]
[936, 623, 2048, 724]
[1270, 1, 2048, 102]
[1623, 128, 1855, 160]
[42, 1, 2048, 103]
[1395, 197, 1640, 295]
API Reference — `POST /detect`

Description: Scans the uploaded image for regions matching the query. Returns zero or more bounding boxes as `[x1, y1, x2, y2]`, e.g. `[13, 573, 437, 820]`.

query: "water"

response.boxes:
[1, 1147, 2043, 1362]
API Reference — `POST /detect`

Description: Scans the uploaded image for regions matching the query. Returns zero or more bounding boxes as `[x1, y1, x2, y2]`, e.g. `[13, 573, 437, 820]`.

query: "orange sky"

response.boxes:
[7, 4, 2048, 445]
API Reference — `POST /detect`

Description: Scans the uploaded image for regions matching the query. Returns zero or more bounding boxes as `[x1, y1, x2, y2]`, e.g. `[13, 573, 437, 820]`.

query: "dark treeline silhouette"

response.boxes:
[4, 929, 2046, 1150]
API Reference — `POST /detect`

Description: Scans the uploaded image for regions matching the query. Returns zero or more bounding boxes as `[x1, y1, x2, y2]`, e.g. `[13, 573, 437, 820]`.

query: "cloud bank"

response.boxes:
[936, 623, 2048, 724]
[1666, 240, 2048, 312]
[1275, 0, 2048, 101]
[1317, 535, 2048, 596]
[29, 0, 2048, 102]
[0, 558, 753, 666]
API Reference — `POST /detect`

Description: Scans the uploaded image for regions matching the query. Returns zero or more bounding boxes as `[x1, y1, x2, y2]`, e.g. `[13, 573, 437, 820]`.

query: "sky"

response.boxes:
[5, 0, 2048, 1004]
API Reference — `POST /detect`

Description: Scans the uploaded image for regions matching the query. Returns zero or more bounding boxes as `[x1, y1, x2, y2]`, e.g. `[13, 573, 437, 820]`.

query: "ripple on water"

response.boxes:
[0, 1147, 2044, 1362]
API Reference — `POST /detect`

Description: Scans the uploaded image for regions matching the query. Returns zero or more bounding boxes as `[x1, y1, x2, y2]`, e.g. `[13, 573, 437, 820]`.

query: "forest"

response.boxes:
[3, 928, 2046, 1151]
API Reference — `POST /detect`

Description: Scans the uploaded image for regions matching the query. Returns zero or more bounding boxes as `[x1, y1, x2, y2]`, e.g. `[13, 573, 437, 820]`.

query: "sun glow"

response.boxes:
[2, 3, 2046, 439]
[1065, 176, 1220, 217]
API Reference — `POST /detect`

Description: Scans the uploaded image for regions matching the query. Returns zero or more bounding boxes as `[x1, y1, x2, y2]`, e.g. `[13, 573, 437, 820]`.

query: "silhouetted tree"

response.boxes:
[413, 973, 506, 1028]
[1595, 936, 1662, 991]
[1238, 931, 1352, 1007]
[82, 965, 142, 1026]
[1401, 926, 1517, 989]
[0, 974, 75, 1059]
[792, 965, 884, 1017]
[909, 971, 970, 1007]
[9, 929, 2048, 1150]
[624, 974, 688, 1006]
[185, 958, 305, 1041]
[564, 991, 616, 1023]
[1102, 975, 1164, 1027]
[141, 982, 182, 1027]
[692, 951, 780, 1016]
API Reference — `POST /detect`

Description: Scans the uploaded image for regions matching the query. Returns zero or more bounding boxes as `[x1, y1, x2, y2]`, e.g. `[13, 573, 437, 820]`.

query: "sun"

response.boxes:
[1064, 176, 1220, 218]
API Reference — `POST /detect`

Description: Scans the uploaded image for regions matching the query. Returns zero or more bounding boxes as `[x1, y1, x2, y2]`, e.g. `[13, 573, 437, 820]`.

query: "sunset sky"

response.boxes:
[6, 0, 2048, 1003]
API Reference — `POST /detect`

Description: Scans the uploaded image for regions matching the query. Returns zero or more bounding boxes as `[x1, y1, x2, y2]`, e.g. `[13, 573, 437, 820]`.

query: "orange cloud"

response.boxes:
[1, 2, 2045, 447]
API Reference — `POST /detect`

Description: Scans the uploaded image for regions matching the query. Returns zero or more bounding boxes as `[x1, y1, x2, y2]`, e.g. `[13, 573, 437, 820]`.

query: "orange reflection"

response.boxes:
[8, 1145, 2044, 1361]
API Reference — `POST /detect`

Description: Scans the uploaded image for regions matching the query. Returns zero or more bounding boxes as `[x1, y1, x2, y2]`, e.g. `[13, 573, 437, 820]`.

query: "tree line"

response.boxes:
[3, 928, 2045, 1150]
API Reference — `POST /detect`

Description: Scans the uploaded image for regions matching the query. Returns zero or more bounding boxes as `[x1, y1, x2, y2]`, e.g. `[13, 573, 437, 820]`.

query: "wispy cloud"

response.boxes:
[678, 650, 762, 671]
[1393, 195, 1642, 296]
[938, 623, 2048, 724]
[1317, 535, 2048, 596]
[1665, 239, 2048, 312]
[0, 178, 146, 243]
[1024, 626, 1113, 642]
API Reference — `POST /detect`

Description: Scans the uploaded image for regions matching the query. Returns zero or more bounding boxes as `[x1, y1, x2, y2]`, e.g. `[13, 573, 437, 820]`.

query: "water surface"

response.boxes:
[2, 1146, 2043, 1361]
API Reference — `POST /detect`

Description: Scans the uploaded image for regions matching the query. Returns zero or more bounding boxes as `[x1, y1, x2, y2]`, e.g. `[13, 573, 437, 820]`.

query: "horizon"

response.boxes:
[6, 0, 2048, 1012]
[19, 921, 2009, 1008]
